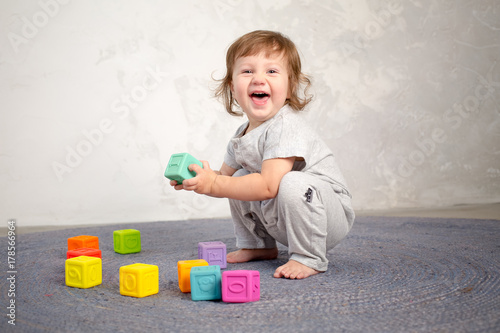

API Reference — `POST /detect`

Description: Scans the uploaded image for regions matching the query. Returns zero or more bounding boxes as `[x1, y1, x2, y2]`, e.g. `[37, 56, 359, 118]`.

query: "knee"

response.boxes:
[279, 171, 302, 190]
[277, 172, 308, 204]
[233, 168, 251, 177]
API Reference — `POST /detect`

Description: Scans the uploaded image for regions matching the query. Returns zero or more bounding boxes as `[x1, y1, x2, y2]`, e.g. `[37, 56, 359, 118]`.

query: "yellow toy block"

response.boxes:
[177, 259, 208, 293]
[120, 263, 159, 298]
[65, 256, 102, 289]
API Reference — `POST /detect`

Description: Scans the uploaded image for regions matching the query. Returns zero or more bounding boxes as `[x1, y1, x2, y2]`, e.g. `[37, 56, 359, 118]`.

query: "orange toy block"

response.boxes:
[68, 235, 99, 250]
[177, 259, 208, 293]
[67, 247, 102, 259]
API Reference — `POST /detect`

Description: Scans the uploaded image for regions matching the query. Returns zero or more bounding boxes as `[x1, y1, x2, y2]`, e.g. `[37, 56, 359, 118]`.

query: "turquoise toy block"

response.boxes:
[113, 229, 141, 254]
[164, 153, 203, 184]
[190, 265, 222, 301]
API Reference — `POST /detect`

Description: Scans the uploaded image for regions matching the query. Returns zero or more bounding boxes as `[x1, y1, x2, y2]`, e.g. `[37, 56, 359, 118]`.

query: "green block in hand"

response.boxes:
[164, 153, 203, 184]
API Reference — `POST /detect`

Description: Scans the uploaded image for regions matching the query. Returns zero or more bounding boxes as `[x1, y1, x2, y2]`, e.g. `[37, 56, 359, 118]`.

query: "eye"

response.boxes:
[242, 69, 252, 74]
[268, 69, 278, 74]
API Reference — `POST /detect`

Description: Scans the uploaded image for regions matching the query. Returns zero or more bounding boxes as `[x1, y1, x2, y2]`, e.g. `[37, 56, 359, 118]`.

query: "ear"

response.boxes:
[286, 74, 293, 99]
[287, 84, 292, 99]
[230, 81, 239, 105]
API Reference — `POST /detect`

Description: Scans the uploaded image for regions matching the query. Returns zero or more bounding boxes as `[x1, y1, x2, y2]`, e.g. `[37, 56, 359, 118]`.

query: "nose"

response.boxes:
[251, 72, 265, 85]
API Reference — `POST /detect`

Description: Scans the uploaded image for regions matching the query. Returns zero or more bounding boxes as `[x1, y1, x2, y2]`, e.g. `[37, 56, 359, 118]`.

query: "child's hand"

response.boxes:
[169, 179, 181, 189]
[173, 160, 218, 196]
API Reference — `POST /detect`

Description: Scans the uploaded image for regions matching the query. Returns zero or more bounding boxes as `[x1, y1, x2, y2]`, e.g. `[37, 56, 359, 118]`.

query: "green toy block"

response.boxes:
[164, 153, 203, 184]
[114, 229, 141, 254]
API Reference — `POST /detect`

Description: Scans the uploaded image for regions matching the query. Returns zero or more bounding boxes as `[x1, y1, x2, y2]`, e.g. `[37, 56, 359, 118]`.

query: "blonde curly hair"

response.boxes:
[215, 30, 312, 116]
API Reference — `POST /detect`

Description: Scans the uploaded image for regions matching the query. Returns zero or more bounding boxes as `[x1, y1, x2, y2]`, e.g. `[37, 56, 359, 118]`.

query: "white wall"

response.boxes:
[1, 0, 499, 227]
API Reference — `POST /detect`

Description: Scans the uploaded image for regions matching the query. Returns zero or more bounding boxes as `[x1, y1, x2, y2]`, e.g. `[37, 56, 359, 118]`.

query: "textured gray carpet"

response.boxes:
[1, 216, 499, 333]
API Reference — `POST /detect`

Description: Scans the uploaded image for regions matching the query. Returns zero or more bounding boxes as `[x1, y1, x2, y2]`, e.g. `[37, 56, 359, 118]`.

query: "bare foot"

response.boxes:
[226, 248, 278, 263]
[273, 259, 321, 279]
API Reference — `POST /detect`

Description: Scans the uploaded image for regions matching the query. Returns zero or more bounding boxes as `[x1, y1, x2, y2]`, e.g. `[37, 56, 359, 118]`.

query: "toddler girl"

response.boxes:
[171, 30, 355, 279]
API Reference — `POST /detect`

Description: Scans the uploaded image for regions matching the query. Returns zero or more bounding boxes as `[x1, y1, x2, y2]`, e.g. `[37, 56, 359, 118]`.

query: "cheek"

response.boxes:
[230, 82, 240, 101]
[232, 80, 246, 97]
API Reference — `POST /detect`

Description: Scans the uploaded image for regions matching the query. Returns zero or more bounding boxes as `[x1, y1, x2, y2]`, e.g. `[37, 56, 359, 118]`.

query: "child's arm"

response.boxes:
[174, 158, 295, 201]
[169, 162, 236, 188]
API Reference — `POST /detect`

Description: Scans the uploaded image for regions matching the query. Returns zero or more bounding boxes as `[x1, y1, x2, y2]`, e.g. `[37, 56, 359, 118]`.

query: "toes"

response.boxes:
[273, 265, 285, 278]
[274, 261, 319, 279]
[274, 265, 291, 278]
[226, 252, 237, 263]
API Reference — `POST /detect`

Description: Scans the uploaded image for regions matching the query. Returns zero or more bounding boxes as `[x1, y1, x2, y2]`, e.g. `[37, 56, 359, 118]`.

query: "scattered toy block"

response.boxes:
[198, 241, 227, 269]
[120, 263, 159, 298]
[177, 259, 209, 293]
[190, 265, 222, 301]
[222, 270, 260, 303]
[67, 247, 102, 259]
[113, 229, 141, 254]
[68, 235, 99, 250]
[164, 153, 203, 184]
[65, 256, 102, 289]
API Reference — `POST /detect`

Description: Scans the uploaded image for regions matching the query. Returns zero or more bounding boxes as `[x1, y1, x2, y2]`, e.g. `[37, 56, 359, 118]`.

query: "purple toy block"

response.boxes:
[222, 270, 260, 303]
[198, 241, 227, 269]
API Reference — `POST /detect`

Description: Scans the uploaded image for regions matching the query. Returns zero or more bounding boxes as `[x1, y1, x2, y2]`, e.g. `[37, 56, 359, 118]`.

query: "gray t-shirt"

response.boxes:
[224, 105, 351, 197]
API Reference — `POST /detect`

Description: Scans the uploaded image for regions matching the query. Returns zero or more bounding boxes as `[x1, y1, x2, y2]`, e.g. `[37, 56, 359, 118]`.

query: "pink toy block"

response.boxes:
[67, 247, 102, 259]
[198, 241, 227, 269]
[222, 270, 260, 303]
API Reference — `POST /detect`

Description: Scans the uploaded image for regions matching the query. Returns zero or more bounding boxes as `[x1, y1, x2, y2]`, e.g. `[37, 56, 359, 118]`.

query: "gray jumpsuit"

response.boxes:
[224, 105, 355, 271]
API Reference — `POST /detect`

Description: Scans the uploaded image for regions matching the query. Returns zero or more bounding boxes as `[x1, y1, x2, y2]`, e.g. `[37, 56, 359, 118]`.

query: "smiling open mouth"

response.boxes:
[250, 92, 270, 105]
[251, 92, 270, 99]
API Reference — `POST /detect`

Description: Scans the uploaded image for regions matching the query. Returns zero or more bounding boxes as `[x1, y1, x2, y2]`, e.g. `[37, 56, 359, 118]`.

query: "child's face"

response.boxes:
[231, 52, 289, 130]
